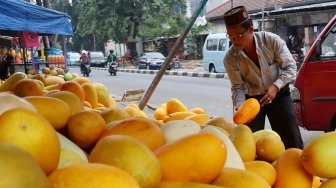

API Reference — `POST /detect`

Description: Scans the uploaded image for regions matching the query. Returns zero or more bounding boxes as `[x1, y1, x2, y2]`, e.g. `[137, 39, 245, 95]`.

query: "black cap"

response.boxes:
[224, 6, 250, 28]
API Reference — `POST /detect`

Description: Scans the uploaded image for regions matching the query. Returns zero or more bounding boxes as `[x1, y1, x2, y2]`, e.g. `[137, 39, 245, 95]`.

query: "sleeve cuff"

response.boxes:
[273, 79, 284, 90]
[234, 101, 244, 109]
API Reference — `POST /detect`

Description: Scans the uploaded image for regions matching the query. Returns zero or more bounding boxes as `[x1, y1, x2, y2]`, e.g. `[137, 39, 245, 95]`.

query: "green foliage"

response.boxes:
[139, 1, 187, 40]
[191, 23, 212, 36]
[49, 0, 190, 52]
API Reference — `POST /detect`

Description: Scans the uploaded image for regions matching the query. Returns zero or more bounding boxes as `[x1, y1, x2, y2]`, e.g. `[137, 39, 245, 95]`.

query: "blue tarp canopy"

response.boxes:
[0, 0, 73, 36]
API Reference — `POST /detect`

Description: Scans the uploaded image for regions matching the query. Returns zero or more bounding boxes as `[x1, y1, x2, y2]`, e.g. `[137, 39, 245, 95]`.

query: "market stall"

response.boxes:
[0, 0, 73, 77]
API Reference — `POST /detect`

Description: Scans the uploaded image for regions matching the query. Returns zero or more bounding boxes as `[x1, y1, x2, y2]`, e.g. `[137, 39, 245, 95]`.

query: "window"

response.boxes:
[321, 23, 336, 57]
[206, 39, 218, 51]
[218, 39, 227, 51]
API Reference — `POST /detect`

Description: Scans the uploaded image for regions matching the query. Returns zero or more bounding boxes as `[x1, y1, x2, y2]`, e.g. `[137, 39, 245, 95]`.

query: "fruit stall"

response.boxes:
[0, 0, 72, 78]
[1, 1, 335, 188]
[0, 69, 332, 188]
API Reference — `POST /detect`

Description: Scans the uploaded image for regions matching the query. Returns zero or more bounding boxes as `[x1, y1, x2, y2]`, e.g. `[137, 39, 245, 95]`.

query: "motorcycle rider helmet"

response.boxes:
[81, 50, 87, 54]
[110, 49, 114, 53]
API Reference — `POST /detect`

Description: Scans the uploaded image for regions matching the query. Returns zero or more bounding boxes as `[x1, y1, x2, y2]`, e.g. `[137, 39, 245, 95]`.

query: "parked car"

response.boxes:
[66, 51, 80, 66]
[136, 52, 173, 70]
[202, 33, 231, 73]
[291, 15, 336, 132]
[88, 51, 106, 67]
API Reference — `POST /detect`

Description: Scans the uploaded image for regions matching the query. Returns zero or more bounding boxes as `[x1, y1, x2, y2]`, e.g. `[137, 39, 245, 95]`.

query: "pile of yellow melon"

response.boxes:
[0, 72, 336, 188]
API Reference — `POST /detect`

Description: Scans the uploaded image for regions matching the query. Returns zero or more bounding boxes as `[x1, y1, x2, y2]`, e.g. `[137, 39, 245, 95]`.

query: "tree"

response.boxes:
[49, 0, 189, 53]
[139, 1, 187, 40]
[49, 0, 82, 51]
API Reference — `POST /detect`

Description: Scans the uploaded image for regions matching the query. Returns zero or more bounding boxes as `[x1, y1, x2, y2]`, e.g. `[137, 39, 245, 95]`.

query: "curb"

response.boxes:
[91, 67, 228, 79]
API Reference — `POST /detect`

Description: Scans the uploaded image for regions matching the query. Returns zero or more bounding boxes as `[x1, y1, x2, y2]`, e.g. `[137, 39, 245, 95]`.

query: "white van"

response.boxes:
[202, 33, 231, 73]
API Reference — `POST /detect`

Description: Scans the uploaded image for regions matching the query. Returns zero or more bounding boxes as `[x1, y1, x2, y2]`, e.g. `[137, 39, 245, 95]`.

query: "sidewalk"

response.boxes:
[92, 59, 228, 79]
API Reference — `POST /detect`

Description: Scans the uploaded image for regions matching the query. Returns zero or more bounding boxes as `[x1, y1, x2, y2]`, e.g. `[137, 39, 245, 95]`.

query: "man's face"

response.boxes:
[226, 26, 252, 50]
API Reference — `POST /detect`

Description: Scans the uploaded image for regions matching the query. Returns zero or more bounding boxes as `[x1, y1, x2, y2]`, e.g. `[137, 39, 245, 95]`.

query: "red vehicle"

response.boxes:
[291, 15, 336, 132]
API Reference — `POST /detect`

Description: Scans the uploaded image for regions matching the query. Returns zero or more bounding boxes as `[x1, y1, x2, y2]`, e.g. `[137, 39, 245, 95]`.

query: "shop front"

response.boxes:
[0, 0, 73, 78]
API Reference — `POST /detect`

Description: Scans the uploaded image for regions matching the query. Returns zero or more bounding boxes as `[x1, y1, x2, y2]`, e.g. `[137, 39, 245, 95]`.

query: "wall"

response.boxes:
[205, 0, 230, 13]
[105, 40, 127, 57]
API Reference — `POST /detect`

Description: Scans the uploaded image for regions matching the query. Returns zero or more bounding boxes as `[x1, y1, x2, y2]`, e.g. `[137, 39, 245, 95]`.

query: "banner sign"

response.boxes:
[19, 31, 39, 47]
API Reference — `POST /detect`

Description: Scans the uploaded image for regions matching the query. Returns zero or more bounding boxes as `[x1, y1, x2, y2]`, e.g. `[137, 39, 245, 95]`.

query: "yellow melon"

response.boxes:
[72, 76, 91, 85]
[320, 179, 336, 188]
[93, 83, 110, 108]
[100, 106, 130, 124]
[58, 80, 85, 102]
[124, 104, 143, 117]
[184, 113, 211, 126]
[229, 125, 256, 162]
[154, 103, 168, 120]
[0, 108, 60, 174]
[244, 160, 276, 186]
[252, 129, 281, 142]
[24, 96, 71, 130]
[204, 116, 235, 134]
[48, 163, 140, 188]
[212, 168, 270, 188]
[45, 90, 84, 115]
[301, 132, 336, 178]
[109, 95, 118, 108]
[163, 111, 196, 123]
[273, 148, 313, 188]
[82, 83, 99, 108]
[166, 98, 188, 114]
[157, 181, 226, 188]
[233, 98, 260, 125]
[155, 133, 226, 183]
[67, 111, 107, 150]
[44, 75, 65, 86]
[189, 107, 206, 114]
[100, 117, 165, 151]
[0, 143, 52, 188]
[255, 134, 285, 162]
[14, 78, 44, 97]
[89, 135, 162, 188]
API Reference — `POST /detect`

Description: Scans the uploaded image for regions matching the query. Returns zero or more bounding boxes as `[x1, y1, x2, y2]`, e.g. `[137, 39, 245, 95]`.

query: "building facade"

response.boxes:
[204, 0, 336, 55]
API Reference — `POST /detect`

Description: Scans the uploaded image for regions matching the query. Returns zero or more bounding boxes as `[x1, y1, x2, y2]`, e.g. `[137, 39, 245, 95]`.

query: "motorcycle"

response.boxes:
[81, 63, 91, 77]
[108, 62, 118, 76]
[168, 55, 182, 70]
[172, 55, 182, 69]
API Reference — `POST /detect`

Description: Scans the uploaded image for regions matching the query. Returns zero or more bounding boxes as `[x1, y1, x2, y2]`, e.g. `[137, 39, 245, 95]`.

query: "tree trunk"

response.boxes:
[93, 34, 96, 50]
[43, 0, 49, 8]
[36, 0, 50, 48]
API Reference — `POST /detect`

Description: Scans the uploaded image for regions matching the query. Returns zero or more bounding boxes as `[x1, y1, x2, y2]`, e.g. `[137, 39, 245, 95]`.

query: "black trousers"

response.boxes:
[246, 84, 304, 149]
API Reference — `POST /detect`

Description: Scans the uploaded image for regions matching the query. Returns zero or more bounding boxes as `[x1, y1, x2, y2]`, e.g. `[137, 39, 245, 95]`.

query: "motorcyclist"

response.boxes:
[107, 49, 117, 66]
[79, 50, 89, 72]
[107, 49, 118, 76]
